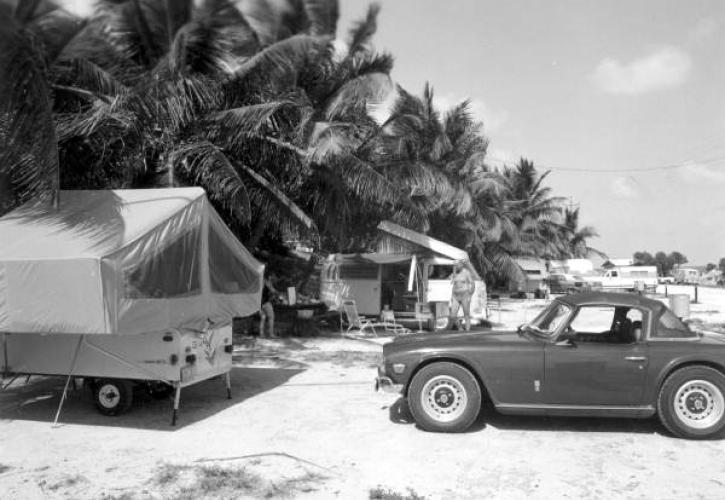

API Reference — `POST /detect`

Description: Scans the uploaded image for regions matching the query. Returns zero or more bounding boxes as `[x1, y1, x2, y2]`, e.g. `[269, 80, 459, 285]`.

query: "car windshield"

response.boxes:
[525, 301, 572, 336]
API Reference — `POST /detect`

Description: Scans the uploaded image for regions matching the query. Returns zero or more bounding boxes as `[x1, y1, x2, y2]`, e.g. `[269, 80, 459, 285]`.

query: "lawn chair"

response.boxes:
[381, 308, 412, 335]
[341, 299, 386, 337]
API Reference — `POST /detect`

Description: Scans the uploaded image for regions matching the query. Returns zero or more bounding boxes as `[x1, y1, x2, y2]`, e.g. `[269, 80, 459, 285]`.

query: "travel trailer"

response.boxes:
[0, 188, 263, 424]
[321, 221, 487, 330]
[672, 267, 700, 284]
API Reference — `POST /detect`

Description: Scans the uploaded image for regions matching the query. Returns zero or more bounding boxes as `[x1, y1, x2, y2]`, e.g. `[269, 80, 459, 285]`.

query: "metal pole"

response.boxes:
[171, 382, 181, 426]
[694, 285, 698, 304]
[225, 371, 231, 400]
[53, 334, 84, 426]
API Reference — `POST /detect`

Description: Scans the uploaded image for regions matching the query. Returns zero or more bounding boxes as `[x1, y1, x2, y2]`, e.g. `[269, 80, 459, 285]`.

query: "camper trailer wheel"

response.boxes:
[93, 379, 133, 416]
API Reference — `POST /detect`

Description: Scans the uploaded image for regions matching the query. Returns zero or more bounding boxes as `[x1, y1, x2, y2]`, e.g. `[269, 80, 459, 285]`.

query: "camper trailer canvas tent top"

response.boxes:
[0, 188, 263, 422]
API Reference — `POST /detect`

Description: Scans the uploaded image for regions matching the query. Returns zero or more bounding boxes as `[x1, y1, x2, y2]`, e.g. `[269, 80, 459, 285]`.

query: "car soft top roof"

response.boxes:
[557, 291, 667, 313]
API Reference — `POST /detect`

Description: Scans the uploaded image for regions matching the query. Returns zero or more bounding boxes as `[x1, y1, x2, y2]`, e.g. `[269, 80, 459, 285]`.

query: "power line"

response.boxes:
[485, 154, 725, 173]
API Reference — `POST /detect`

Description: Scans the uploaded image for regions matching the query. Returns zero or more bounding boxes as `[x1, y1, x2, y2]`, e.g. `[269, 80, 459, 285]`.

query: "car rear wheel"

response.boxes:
[658, 366, 725, 439]
[408, 362, 481, 432]
[93, 379, 134, 416]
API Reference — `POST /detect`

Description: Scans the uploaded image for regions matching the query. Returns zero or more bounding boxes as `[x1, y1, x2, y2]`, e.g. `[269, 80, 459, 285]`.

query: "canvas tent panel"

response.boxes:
[207, 206, 264, 318]
[0, 263, 7, 330]
[4, 259, 106, 334]
[0, 188, 263, 335]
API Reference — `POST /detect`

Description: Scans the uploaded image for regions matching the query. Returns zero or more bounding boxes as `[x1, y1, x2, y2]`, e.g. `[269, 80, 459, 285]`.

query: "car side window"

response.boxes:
[569, 306, 615, 335]
[568, 306, 638, 344]
[653, 310, 697, 338]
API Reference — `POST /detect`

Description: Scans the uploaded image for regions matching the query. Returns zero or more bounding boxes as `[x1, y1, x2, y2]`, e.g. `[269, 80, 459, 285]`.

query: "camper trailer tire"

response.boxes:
[93, 379, 133, 416]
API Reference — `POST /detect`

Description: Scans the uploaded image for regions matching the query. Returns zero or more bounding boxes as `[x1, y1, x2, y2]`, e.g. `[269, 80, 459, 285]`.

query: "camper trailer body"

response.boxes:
[321, 255, 486, 329]
[0, 188, 263, 422]
[1, 328, 232, 388]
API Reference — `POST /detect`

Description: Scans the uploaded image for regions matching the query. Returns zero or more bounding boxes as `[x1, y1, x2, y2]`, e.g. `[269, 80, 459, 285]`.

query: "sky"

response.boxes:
[57, 0, 725, 264]
[338, 0, 725, 265]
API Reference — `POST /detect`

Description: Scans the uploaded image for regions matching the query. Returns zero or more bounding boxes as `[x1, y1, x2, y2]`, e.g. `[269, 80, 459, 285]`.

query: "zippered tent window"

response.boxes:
[208, 226, 260, 294]
[124, 227, 202, 299]
[340, 263, 378, 279]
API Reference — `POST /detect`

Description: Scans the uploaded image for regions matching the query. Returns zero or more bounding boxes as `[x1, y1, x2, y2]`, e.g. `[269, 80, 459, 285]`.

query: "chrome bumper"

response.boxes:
[374, 376, 404, 394]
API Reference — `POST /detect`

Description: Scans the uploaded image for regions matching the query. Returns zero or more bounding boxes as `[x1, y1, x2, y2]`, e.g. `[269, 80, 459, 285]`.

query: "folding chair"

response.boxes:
[381, 308, 412, 335]
[341, 299, 386, 337]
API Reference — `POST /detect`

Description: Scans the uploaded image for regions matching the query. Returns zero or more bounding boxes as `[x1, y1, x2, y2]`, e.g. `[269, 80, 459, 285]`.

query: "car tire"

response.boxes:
[657, 366, 725, 439]
[408, 362, 481, 433]
[93, 379, 134, 416]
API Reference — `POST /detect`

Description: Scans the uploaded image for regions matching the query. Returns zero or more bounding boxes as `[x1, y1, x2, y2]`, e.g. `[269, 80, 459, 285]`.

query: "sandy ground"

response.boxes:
[2, 288, 725, 499]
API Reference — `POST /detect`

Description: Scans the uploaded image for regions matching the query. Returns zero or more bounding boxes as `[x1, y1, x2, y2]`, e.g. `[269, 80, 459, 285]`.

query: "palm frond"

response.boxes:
[228, 34, 330, 87]
[170, 140, 250, 222]
[236, 162, 315, 230]
[301, 0, 339, 36]
[324, 71, 392, 121]
[346, 3, 379, 55]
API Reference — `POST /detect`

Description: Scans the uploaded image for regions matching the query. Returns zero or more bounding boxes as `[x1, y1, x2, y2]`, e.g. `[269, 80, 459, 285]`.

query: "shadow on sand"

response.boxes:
[0, 366, 304, 431]
[388, 396, 663, 436]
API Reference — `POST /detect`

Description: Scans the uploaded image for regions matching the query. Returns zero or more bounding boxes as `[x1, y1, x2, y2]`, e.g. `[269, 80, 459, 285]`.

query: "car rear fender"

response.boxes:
[650, 357, 725, 402]
[404, 354, 492, 402]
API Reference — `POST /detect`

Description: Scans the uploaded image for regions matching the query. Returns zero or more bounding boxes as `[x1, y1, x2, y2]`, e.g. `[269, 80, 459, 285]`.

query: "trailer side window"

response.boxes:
[125, 228, 202, 298]
[208, 227, 260, 294]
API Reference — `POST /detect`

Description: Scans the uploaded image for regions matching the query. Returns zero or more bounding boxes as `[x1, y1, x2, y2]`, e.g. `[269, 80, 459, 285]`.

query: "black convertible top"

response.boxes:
[557, 291, 668, 313]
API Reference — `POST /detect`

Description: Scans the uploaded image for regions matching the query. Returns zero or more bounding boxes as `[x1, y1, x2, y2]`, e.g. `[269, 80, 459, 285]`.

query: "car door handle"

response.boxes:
[624, 356, 647, 362]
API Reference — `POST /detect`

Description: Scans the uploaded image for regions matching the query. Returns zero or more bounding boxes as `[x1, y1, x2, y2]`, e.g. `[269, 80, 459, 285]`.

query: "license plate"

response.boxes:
[181, 366, 193, 382]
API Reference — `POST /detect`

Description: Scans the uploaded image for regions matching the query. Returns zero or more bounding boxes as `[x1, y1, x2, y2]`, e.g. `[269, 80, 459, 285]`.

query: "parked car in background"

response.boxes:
[543, 273, 593, 294]
[376, 292, 725, 439]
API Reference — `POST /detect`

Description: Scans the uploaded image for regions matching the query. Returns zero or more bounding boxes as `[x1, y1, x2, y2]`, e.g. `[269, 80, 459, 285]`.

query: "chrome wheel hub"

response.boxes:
[674, 380, 724, 429]
[420, 375, 467, 423]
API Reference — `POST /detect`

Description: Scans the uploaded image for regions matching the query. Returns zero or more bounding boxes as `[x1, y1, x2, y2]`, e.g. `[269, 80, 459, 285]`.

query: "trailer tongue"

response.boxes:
[0, 188, 263, 425]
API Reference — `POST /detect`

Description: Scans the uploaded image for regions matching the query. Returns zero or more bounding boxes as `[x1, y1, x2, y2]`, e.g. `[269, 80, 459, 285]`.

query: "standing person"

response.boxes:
[449, 260, 475, 331]
[259, 278, 276, 338]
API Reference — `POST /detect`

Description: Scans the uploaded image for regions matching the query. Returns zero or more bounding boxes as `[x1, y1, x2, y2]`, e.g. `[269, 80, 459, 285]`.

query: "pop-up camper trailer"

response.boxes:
[0, 188, 263, 424]
[321, 221, 487, 330]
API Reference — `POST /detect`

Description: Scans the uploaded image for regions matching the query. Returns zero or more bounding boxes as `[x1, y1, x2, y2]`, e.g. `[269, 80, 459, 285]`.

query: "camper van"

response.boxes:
[320, 222, 487, 330]
[583, 266, 658, 291]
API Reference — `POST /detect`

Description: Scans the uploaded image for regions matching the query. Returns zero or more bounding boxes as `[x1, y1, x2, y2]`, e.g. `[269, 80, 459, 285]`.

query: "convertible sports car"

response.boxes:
[375, 292, 725, 439]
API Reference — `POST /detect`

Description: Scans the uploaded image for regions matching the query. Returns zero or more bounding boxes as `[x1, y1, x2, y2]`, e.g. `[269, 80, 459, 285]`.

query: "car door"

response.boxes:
[544, 305, 649, 406]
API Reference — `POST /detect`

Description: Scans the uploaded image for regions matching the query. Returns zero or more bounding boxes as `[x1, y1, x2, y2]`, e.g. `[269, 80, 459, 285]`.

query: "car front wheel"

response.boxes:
[408, 362, 481, 432]
[658, 366, 725, 439]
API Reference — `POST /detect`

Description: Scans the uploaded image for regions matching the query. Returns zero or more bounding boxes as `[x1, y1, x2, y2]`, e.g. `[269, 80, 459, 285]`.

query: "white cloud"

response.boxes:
[679, 161, 725, 184]
[433, 94, 509, 134]
[611, 176, 640, 199]
[593, 46, 692, 95]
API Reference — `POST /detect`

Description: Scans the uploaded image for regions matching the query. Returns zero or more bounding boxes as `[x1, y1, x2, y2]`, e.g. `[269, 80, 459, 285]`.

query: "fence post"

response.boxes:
[694, 285, 698, 304]
[664, 285, 668, 297]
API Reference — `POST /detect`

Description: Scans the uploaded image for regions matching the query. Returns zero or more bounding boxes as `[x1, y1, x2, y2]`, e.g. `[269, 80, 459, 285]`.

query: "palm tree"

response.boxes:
[0, 0, 84, 212]
[561, 207, 605, 259]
